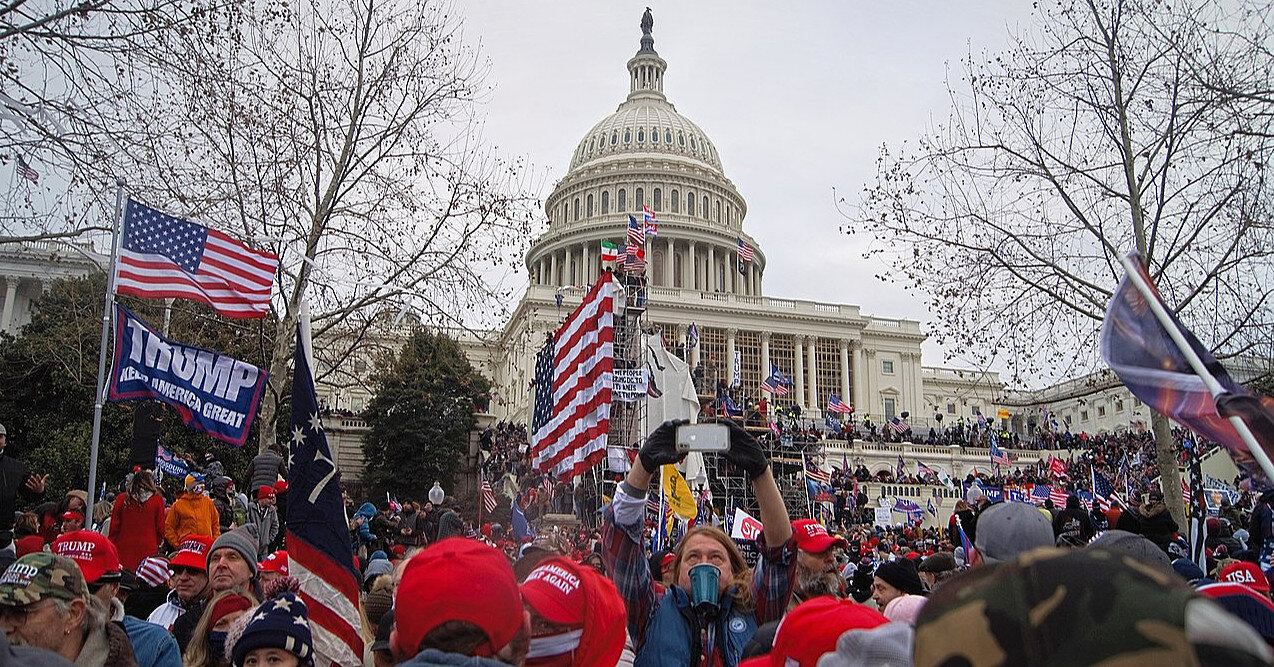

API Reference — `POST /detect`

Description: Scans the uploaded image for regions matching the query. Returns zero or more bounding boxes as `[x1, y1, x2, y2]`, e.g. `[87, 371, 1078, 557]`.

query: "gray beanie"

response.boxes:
[208, 528, 259, 576]
[1087, 529, 1171, 570]
[817, 621, 914, 667]
[363, 558, 394, 582]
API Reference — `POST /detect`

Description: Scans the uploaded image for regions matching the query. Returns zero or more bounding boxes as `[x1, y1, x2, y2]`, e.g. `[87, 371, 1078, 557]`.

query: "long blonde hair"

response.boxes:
[182, 589, 258, 667]
[672, 526, 755, 613]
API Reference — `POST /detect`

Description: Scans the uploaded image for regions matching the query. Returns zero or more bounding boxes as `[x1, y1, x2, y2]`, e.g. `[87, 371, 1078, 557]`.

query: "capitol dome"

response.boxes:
[527, 14, 764, 297]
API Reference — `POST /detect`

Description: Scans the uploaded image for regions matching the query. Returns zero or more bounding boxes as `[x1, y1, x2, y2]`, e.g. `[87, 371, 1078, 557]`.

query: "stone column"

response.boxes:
[807, 337, 818, 407]
[863, 348, 877, 419]
[688, 242, 697, 290]
[707, 244, 716, 292]
[664, 238, 675, 287]
[851, 340, 865, 415]
[793, 335, 806, 409]
[760, 331, 771, 381]
[0, 279, 16, 333]
[582, 242, 592, 284]
[726, 328, 737, 388]
[690, 330, 701, 369]
[549, 253, 558, 287]
[838, 339, 851, 404]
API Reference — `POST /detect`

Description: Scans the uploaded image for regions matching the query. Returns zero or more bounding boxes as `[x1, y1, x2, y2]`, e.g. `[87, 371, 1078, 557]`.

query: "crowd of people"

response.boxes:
[0, 411, 1271, 666]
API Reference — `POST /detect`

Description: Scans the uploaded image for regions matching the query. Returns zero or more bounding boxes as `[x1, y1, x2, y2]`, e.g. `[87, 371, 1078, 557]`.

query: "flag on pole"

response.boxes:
[600, 240, 619, 261]
[1048, 456, 1069, 479]
[737, 237, 754, 263]
[804, 461, 831, 485]
[481, 476, 498, 514]
[990, 440, 1011, 466]
[916, 460, 937, 480]
[642, 206, 659, 237]
[888, 418, 910, 435]
[624, 244, 646, 271]
[1101, 252, 1274, 486]
[828, 394, 853, 414]
[686, 323, 699, 349]
[511, 500, 534, 540]
[286, 310, 363, 665]
[896, 455, 905, 478]
[15, 155, 38, 184]
[115, 200, 278, 319]
[1092, 469, 1116, 511]
[530, 274, 618, 480]
[958, 523, 977, 562]
[627, 215, 645, 245]
[824, 413, 842, 433]
[926, 497, 937, 517]
[760, 363, 791, 395]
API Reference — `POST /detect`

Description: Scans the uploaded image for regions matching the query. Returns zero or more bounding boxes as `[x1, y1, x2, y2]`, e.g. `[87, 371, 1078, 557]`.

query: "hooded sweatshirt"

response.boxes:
[163, 491, 220, 549]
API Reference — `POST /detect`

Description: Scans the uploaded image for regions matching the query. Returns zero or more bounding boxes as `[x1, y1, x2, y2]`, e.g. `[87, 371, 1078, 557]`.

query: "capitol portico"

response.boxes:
[487, 16, 1001, 428]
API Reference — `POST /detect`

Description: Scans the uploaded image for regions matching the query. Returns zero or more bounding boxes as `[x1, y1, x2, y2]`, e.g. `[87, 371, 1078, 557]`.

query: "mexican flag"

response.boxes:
[600, 241, 619, 261]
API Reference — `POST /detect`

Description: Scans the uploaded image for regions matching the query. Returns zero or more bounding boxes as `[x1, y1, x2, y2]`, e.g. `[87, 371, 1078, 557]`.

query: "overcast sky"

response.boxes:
[460, 1, 1038, 372]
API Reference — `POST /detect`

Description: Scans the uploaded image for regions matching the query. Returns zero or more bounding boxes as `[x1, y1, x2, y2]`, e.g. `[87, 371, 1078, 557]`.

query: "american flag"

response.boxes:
[896, 455, 906, 478]
[827, 394, 853, 414]
[115, 200, 277, 319]
[624, 244, 646, 271]
[888, 418, 910, 434]
[990, 439, 1011, 466]
[759, 363, 790, 395]
[1031, 485, 1051, 505]
[1180, 477, 1192, 508]
[481, 477, 498, 514]
[15, 155, 38, 184]
[627, 215, 645, 245]
[805, 462, 830, 485]
[1050, 486, 1070, 506]
[1092, 469, 1116, 511]
[530, 274, 617, 480]
[917, 460, 937, 479]
[737, 237, 754, 262]
[286, 316, 363, 665]
[643, 206, 659, 237]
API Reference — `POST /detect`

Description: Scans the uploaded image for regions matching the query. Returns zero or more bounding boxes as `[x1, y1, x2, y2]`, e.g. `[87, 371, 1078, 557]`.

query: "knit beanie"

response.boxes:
[363, 558, 393, 583]
[231, 592, 313, 667]
[209, 528, 259, 576]
[363, 588, 393, 627]
[874, 559, 925, 596]
[882, 594, 928, 625]
[819, 621, 914, 667]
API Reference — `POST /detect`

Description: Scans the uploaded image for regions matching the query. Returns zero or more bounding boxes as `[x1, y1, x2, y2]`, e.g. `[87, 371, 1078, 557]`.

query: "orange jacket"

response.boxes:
[164, 492, 221, 549]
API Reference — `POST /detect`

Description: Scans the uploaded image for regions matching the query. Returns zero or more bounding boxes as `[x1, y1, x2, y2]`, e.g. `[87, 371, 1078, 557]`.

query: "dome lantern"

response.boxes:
[627, 9, 667, 102]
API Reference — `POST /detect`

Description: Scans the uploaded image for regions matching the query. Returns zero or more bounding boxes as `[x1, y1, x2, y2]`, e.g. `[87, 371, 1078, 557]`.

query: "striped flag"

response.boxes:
[15, 155, 38, 184]
[916, 460, 937, 480]
[888, 418, 910, 435]
[1092, 469, 1116, 511]
[627, 215, 645, 245]
[530, 273, 618, 480]
[115, 200, 277, 319]
[600, 240, 619, 261]
[760, 363, 791, 395]
[624, 244, 646, 271]
[643, 206, 659, 237]
[481, 476, 498, 514]
[990, 439, 1011, 466]
[737, 237, 754, 262]
[805, 462, 830, 485]
[827, 394, 853, 414]
[286, 312, 362, 665]
[1050, 486, 1070, 506]
[1031, 485, 1051, 505]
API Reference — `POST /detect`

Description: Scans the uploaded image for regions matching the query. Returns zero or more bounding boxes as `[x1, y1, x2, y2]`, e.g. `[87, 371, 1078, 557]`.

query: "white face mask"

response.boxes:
[526, 629, 583, 659]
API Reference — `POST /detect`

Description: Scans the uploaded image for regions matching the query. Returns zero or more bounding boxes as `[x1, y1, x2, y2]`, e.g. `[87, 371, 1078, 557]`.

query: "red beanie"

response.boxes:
[394, 538, 523, 658]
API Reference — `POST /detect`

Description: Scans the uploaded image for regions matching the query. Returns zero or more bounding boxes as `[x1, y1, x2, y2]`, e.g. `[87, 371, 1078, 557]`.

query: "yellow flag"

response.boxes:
[662, 465, 698, 520]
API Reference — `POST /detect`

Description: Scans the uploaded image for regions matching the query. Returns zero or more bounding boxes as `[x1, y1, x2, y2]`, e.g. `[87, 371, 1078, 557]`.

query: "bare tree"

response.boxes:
[121, 0, 536, 449]
[847, 0, 1274, 524]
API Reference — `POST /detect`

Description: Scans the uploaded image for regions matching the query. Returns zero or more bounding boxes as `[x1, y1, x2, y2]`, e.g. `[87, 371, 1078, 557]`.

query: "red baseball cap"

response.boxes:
[169, 535, 215, 571]
[393, 538, 523, 658]
[661, 553, 675, 571]
[259, 550, 289, 575]
[60, 511, 85, 523]
[762, 597, 888, 667]
[1220, 562, 1271, 593]
[273, 480, 288, 494]
[257, 486, 276, 501]
[52, 530, 122, 584]
[791, 519, 849, 554]
[521, 558, 587, 626]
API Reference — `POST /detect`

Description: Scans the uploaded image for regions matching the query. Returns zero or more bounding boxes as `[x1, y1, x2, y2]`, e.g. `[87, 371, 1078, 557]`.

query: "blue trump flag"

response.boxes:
[286, 316, 363, 663]
[108, 304, 267, 446]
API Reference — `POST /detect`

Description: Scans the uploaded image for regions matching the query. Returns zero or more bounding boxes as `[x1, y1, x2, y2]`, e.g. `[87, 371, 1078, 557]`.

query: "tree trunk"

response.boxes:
[1152, 412, 1186, 527]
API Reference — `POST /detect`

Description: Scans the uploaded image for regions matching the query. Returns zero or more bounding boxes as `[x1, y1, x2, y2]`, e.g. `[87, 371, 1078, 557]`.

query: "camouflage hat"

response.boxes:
[914, 547, 1272, 666]
[0, 553, 88, 607]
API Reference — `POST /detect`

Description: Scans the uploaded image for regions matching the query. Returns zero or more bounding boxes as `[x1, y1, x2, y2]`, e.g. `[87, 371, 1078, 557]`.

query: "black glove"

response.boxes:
[639, 420, 688, 472]
[716, 418, 770, 480]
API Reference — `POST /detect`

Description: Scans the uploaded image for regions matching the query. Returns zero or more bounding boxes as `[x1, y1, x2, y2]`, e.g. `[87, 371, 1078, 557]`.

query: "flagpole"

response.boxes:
[1116, 253, 1274, 483]
[87, 181, 126, 501]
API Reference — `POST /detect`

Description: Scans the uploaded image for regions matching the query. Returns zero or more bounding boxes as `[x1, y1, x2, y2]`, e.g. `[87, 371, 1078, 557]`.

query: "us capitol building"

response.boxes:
[484, 17, 1001, 428]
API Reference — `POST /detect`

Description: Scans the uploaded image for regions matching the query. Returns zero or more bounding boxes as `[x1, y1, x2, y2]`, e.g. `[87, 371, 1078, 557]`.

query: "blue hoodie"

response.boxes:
[354, 502, 378, 545]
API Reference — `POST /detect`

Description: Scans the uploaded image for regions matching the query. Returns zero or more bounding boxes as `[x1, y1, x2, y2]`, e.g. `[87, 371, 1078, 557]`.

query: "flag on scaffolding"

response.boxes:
[530, 274, 618, 480]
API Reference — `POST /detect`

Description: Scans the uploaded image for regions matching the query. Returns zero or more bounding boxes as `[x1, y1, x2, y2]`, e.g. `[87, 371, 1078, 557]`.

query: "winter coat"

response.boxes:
[353, 502, 378, 545]
[108, 492, 166, 571]
[1136, 501, 1179, 550]
[110, 599, 180, 667]
[0, 453, 41, 533]
[75, 620, 138, 667]
[635, 585, 756, 667]
[163, 492, 220, 549]
[436, 509, 464, 540]
[246, 502, 278, 558]
[145, 590, 199, 631]
[248, 449, 287, 492]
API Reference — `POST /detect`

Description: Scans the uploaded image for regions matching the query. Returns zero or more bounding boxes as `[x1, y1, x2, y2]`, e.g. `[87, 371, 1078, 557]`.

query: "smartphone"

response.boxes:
[675, 423, 730, 453]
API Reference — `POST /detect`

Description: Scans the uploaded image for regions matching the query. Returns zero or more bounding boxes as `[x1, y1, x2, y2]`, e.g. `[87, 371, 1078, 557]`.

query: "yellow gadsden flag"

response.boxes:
[662, 465, 699, 520]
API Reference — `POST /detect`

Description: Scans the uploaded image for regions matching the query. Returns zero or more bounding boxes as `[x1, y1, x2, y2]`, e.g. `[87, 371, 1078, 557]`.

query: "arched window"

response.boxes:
[651, 128, 659, 144]
[601, 191, 610, 214]
[702, 196, 709, 219]
[678, 132, 685, 146]
[618, 188, 627, 211]
[665, 130, 673, 143]
[671, 189, 679, 213]
[690, 136, 697, 150]
[715, 200, 721, 222]
[574, 198, 580, 221]
[623, 130, 631, 143]
[569, 260, 577, 285]
[636, 188, 644, 209]
[589, 138, 595, 152]
[637, 129, 645, 142]
[653, 188, 661, 210]
[687, 192, 695, 216]
[611, 131, 618, 146]
[586, 194, 594, 217]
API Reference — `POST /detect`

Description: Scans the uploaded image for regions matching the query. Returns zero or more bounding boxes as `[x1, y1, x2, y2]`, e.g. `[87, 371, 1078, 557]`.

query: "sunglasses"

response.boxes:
[170, 566, 205, 577]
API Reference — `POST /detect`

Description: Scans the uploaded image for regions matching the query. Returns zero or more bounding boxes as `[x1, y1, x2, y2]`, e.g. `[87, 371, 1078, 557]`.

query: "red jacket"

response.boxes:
[109, 492, 167, 571]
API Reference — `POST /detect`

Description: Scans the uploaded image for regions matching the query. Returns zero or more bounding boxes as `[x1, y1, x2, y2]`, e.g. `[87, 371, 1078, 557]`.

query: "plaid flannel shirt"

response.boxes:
[602, 483, 797, 650]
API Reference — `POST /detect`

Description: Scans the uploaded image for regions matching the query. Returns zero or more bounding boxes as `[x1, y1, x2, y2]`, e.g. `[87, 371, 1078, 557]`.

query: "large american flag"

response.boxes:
[530, 273, 617, 480]
[286, 319, 362, 665]
[1092, 469, 1117, 511]
[15, 155, 38, 184]
[737, 237, 754, 262]
[827, 394, 853, 414]
[115, 200, 277, 319]
[627, 215, 645, 246]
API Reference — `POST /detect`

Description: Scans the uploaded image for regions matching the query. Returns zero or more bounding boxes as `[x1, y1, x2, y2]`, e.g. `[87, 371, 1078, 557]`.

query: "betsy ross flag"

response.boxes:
[286, 310, 362, 665]
[600, 240, 619, 261]
[116, 200, 277, 319]
[828, 394, 853, 414]
[530, 273, 618, 480]
[627, 215, 645, 245]
[643, 206, 659, 237]
[760, 363, 791, 395]
[15, 155, 38, 184]
[1101, 252, 1274, 487]
[737, 237, 754, 262]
